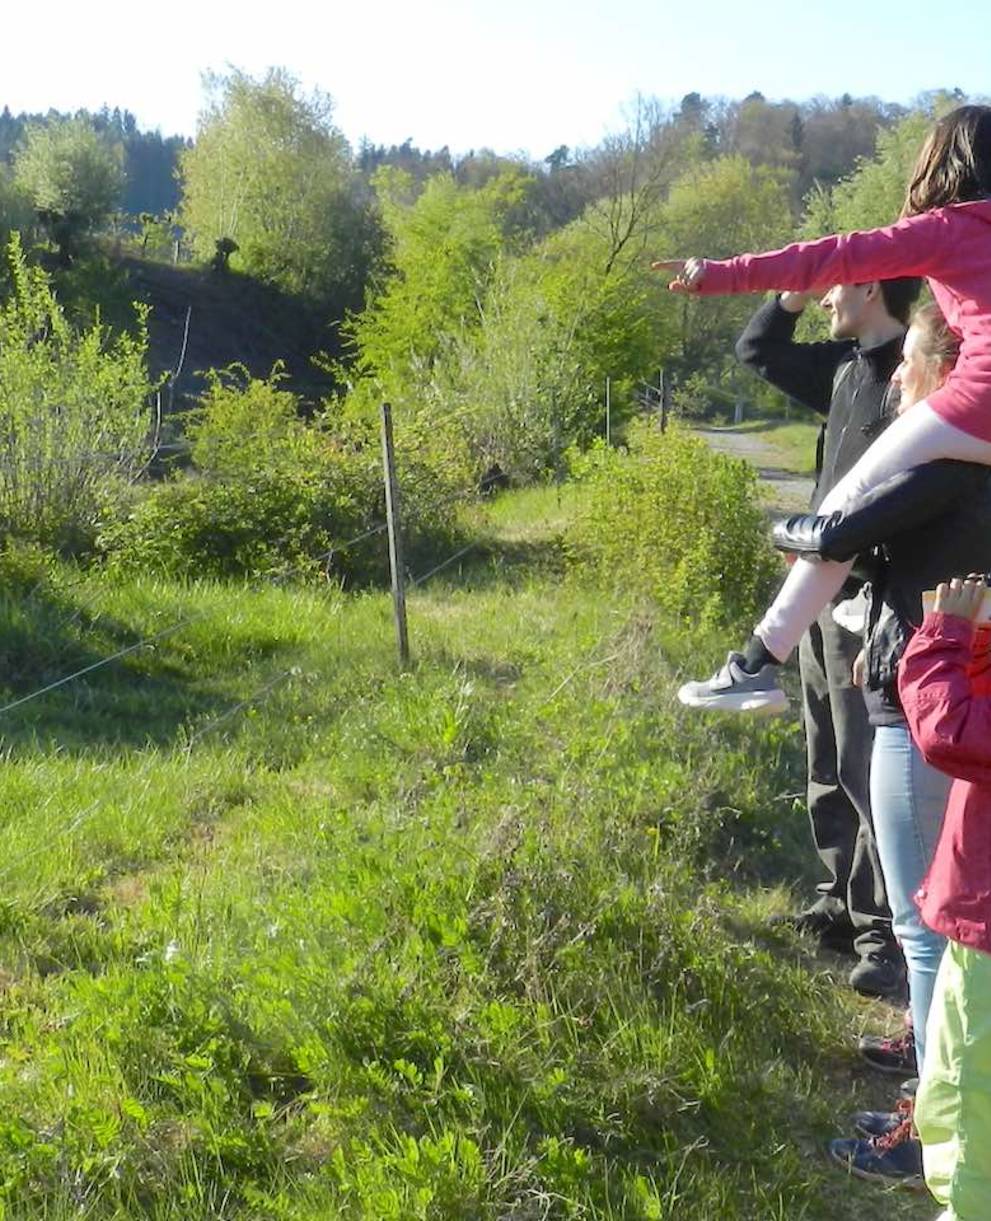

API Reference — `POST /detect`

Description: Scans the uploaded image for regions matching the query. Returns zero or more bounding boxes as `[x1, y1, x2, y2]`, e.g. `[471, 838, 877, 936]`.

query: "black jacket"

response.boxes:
[735, 298, 904, 511]
[857, 462, 991, 725]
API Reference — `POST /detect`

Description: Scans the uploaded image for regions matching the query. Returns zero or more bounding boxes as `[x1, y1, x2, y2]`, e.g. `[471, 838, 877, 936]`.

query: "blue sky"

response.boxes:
[6, 0, 988, 156]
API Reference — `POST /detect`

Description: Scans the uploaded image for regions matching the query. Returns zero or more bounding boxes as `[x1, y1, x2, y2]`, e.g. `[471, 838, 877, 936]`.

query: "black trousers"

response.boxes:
[798, 606, 896, 959]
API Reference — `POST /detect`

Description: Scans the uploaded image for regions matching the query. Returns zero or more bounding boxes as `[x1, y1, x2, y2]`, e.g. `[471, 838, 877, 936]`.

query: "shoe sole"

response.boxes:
[677, 685, 789, 715]
[858, 1053, 916, 1076]
[851, 981, 908, 1001]
[819, 934, 856, 954]
[828, 1149, 925, 1191]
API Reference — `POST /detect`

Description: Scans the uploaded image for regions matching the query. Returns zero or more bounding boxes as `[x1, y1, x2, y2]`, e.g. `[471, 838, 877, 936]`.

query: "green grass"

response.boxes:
[725, 419, 822, 476]
[0, 493, 932, 1219]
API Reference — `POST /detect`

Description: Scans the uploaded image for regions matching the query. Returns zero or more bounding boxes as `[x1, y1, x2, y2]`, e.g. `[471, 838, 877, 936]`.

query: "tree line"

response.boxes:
[0, 72, 979, 493]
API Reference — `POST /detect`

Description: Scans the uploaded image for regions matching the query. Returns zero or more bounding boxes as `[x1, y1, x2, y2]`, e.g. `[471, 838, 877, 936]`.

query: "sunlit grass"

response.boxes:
[0, 488, 932, 1219]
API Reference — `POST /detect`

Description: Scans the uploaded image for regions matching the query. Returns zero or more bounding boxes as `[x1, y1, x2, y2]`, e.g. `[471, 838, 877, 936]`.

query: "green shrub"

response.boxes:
[0, 235, 153, 554]
[566, 420, 779, 628]
[101, 370, 463, 582]
[672, 370, 737, 422]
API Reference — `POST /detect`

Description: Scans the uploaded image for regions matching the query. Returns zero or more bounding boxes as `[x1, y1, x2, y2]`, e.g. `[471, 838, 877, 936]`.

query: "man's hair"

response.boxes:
[878, 277, 923, 325]
[903, 105, 991, 217]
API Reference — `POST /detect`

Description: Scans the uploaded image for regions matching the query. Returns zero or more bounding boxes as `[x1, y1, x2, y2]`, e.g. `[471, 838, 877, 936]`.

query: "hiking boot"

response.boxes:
[849, 953, 907, 1000]
[852, 1097, 914, 1139]
[677, 652, 788, 715]
[828, 1115, 924, 1189]
[768, 908, 854, 953]
[859, 1028, 917, 1076]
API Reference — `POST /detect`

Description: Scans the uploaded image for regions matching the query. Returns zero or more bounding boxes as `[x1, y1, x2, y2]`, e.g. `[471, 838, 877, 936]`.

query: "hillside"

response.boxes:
[118, 256, 339, 409]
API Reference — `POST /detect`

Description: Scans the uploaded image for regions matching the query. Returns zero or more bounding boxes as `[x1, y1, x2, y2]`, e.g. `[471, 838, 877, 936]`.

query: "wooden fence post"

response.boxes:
[380, 402, 410, 668]
[605, 376, 611, 445]
[660, 368, 672, 433]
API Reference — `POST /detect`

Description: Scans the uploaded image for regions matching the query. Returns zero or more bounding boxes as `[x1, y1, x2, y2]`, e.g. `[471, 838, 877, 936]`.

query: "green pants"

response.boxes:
[916, 939, 991, 1219]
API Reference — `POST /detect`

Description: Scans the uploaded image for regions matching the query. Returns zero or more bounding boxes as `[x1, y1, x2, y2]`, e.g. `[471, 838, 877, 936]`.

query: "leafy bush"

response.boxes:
[101, 370, 464, 583]
[566, 420, 779, 627]
[0, 235, 153, 554]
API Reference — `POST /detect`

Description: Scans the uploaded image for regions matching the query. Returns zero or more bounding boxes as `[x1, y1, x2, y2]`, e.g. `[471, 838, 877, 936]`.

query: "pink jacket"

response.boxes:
[899, 611, 991, 954]
[697, 201, 991, 442]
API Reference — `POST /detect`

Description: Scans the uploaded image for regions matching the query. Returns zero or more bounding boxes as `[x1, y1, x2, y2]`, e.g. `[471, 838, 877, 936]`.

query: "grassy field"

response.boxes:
[724, 419, 822, 476]
[0, 489, 932, 1219]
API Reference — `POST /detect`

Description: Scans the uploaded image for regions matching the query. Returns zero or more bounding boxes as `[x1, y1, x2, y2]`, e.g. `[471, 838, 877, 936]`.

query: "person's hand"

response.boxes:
[779, 291, 816, 313]
[851, 649, 865, 688]
[933, 575, 987, 621]
[651, 257, 706, 293]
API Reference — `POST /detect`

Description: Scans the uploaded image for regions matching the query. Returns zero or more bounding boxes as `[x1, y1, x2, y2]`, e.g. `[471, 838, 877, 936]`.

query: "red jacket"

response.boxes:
[697, 201, 991, 441]
[899, 611, 991, 954]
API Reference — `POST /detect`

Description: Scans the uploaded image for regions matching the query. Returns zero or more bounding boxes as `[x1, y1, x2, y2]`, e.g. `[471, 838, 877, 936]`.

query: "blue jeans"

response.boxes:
[870, 725, 952, 1070]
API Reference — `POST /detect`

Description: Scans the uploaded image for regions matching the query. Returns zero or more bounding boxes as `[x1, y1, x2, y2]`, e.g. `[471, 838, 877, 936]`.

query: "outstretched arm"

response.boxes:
[654, 209, 951, 296]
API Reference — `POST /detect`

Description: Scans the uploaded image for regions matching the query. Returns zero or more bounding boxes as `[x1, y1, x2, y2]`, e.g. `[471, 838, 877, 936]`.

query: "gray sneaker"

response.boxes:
[677, 652, 788, 714]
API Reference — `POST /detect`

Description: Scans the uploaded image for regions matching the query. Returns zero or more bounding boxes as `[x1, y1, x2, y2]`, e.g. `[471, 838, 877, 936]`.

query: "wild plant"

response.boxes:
[0, 234, 154, 553]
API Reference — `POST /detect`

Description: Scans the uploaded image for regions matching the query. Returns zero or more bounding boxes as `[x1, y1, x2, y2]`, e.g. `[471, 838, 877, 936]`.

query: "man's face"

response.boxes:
[819, 283, 873, 340]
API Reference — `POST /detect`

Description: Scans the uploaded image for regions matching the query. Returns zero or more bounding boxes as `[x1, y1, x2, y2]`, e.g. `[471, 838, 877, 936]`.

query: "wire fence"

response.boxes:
[0, 371, 685, 735]
[0, 402, 567, 889]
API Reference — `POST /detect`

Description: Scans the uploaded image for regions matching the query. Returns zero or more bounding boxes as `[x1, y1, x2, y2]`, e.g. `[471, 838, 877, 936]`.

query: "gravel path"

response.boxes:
[696, 426, 816, 515]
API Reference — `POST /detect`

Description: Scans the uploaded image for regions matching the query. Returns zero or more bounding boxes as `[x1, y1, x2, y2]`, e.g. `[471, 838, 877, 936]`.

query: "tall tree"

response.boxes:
[0, 165, 31, 250]
[348, 167, 529, 384]
[655, 155, 794, 370]
[179, 67, 378, 311]
[13, 117, 123, 264]
[802, 110, 932, 236]
[583, 96, 704, 277]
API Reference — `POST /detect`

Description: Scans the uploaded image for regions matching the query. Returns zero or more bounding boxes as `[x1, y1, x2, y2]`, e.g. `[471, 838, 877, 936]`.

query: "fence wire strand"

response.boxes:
[0, 657, 304, 886]
[0, 609, 215, 717]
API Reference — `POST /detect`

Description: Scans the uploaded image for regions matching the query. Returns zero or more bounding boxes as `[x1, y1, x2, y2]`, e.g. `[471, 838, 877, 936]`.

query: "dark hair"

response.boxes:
[903, 105, 991, 216]
[878, 277, 923, 325]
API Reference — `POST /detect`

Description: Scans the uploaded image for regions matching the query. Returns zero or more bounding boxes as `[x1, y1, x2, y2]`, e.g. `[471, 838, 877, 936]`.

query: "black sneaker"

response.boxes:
[858, 1028, 917, 1076]
[768, 909, 855, 953]
[848, 953, 907, 1000]
[852, 1097, 913, 1139]
[828, 1117, 924, 1189]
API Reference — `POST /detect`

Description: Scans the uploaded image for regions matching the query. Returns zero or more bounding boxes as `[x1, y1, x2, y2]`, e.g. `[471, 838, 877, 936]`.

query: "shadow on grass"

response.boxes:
[413, 534, 569, 593]
[0, 583, 259, 753]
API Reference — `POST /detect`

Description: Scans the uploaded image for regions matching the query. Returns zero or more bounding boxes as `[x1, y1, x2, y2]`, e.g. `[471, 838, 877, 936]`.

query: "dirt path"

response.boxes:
[696, 425, 816, 515]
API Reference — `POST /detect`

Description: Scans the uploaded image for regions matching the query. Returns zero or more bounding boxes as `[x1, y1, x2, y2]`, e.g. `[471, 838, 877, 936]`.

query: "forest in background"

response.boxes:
[0, 73, 973, 579]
